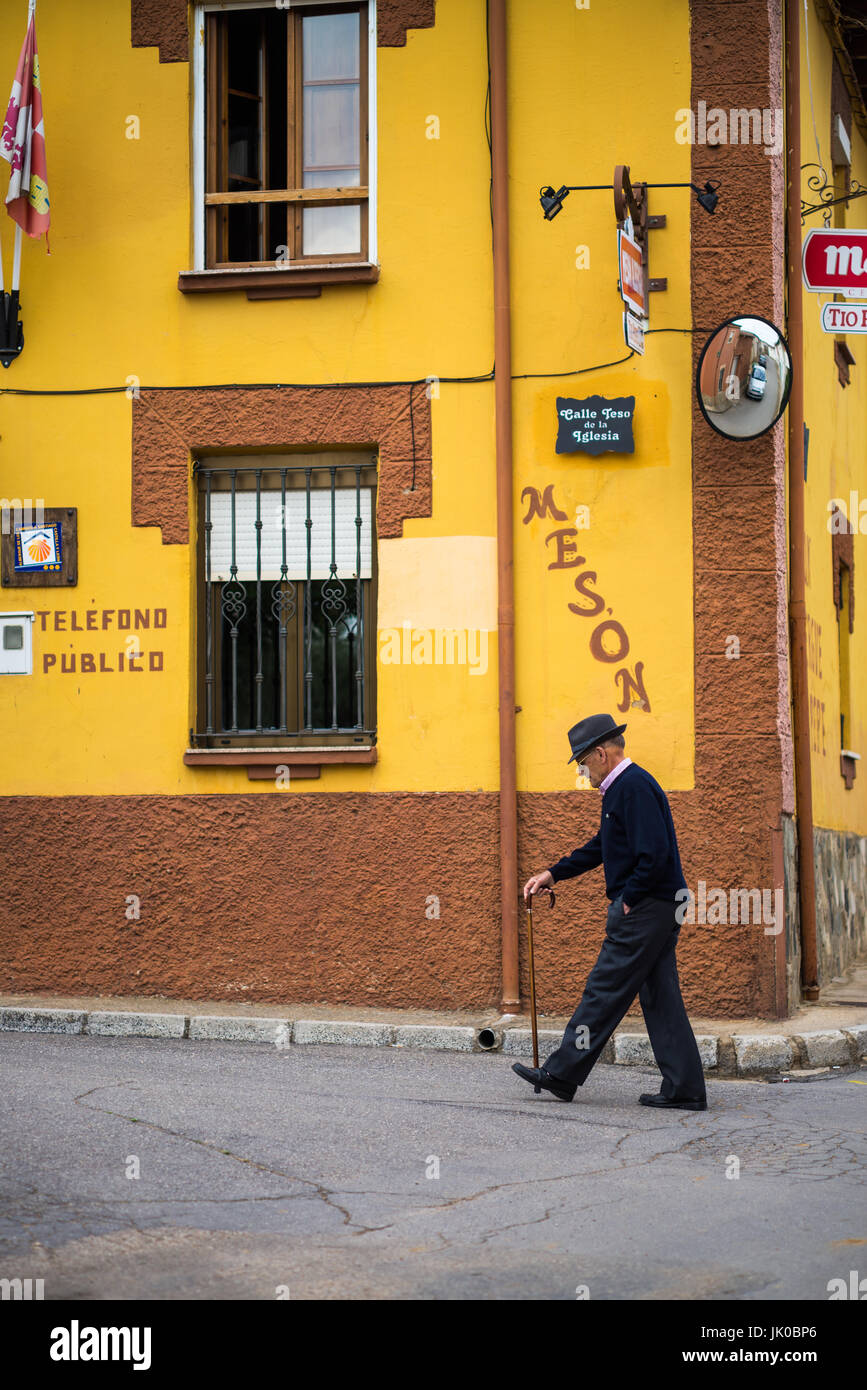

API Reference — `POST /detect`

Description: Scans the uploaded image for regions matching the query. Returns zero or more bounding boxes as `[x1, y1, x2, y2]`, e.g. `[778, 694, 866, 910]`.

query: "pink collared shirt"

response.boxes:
[599, 757, 632, 796]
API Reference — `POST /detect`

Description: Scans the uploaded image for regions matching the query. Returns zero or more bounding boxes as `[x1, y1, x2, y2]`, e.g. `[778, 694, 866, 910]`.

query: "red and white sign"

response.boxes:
[623, 309, 645, 354]
[802, 229, 867, 294]
[820, 301, 867, 334]
[618, 229, 647, 317]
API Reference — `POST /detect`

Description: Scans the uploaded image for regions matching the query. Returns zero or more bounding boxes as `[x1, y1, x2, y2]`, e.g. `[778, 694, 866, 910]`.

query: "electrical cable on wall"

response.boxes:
[0, 343, 649, 495]
[0, 347, 656, 396]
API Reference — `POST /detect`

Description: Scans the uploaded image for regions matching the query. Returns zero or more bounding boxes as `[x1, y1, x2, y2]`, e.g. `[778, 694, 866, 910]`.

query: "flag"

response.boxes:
[0, 3, 49, 240]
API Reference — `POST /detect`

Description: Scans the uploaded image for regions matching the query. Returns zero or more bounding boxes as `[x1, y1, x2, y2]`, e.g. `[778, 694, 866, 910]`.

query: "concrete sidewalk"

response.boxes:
[2, 972, 866, 1078]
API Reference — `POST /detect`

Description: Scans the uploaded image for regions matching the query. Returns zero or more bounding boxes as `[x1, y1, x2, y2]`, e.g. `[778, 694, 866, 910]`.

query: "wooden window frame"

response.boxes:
[185, 0, 377, 293]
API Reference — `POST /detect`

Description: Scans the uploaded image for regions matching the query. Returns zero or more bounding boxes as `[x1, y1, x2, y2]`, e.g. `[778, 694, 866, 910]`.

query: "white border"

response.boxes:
[192, 1, 377, 272]
[0, 611, 34, 676]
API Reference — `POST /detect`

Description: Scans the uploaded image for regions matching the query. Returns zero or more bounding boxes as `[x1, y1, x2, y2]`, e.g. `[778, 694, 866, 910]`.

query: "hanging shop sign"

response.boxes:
[618, 228, 647, 317]
[820, 301, 867, 333]
[623, 310, 645, 355]
[802, 228, 867, 295]
[14, 522, 62, 573]
[556, 396, 636, 455]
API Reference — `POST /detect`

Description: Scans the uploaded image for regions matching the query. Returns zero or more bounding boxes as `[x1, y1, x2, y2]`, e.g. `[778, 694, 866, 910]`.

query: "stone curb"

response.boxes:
[86, 1011, 186, 1039]
[0, 1006, 865, 1077]
[0, 1007, 86, 1034]
[293, 1019, 395, 1047]
[188, 1016, 291, 1045]
[731, 1033, 796, 1075]
[393, 1025, 477, 1051]
[615, 1033, 720, 1070]
[502, 1028, 571, 1058]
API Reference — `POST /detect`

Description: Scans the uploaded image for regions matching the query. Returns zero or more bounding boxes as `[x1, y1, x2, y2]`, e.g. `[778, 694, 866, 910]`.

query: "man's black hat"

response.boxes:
[566, 713, 628, 764]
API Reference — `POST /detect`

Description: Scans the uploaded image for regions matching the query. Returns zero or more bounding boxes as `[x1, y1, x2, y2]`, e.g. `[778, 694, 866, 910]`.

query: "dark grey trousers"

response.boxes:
[542, 893, 706, 1100]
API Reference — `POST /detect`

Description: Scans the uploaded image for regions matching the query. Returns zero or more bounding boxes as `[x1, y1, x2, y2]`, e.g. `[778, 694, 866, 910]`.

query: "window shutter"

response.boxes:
[207, 487, 373, 581]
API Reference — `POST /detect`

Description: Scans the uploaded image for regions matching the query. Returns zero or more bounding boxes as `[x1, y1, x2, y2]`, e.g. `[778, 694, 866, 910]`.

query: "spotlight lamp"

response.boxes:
[694, 180, 720, 214]
[539, 185, 570, 220]
[637, 180, 720, 214]
[538, 176, 721, 219]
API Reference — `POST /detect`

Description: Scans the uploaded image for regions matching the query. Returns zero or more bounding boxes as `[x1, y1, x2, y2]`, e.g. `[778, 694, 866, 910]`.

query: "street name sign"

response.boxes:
[556, 396, 636, 456]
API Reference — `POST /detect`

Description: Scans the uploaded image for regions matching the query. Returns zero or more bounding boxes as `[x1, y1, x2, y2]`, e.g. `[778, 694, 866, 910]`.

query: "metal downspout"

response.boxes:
[489, 0, 519, 1010]
[786, 0, 820, 999]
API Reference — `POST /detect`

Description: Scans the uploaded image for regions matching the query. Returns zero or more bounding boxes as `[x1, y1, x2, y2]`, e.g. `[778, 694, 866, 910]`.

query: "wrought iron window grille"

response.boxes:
[192, 456, 377, 746]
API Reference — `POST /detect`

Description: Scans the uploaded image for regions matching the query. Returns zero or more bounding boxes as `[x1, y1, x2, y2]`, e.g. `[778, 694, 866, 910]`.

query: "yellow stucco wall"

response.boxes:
[800, 0, 867, 836]
[0, 0, 694, 796]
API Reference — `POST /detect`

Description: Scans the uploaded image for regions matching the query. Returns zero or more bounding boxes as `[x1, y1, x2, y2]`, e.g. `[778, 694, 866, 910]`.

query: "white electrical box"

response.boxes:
[0, 612, 34, 674]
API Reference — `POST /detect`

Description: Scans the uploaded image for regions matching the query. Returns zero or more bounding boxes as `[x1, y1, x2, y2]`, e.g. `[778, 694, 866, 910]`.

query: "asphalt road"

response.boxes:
[1, 1033, 865, 1301]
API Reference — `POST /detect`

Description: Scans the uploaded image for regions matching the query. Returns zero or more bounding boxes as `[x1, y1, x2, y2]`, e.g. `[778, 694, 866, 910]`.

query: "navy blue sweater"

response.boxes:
[547, 763, 686, 908]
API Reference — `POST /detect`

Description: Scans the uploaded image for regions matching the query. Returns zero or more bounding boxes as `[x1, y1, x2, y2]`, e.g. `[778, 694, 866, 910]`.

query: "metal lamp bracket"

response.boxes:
[614, 165, 668, 297]
[0, 291, 24, 368]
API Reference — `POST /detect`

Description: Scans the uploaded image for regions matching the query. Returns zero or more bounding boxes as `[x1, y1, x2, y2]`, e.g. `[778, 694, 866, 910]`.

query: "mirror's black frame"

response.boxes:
[695, 314, 793, 442]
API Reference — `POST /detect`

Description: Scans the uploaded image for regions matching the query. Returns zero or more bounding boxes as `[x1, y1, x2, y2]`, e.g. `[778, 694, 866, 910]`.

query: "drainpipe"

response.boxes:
[785, 0, 819, 999]
[489, 0, 520, 1010]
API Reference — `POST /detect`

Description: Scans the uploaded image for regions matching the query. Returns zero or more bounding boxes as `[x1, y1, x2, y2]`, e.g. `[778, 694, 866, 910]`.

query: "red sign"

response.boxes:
[802, 228, 867, 294]
[618, 229, 647, 317]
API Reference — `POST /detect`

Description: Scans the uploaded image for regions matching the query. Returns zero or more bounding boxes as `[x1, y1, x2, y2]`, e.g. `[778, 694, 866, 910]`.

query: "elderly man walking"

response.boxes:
[513, 713, 707, 1111]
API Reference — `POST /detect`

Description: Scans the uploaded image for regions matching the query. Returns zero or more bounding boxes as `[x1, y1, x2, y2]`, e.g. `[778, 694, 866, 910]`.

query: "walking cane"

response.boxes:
[524, 885, 556, 1092]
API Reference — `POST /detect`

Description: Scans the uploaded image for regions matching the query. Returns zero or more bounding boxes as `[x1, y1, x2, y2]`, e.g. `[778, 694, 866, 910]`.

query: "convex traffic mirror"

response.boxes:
[696, 315, 792, 440]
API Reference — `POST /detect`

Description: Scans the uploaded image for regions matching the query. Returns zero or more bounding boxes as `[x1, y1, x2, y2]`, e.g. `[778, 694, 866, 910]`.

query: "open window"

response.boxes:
[186, 2, 376, 291]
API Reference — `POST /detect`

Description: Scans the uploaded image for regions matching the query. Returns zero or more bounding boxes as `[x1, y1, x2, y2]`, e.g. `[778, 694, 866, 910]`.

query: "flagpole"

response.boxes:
[8, 0, 30, 335]
[17, 0, 36, 299]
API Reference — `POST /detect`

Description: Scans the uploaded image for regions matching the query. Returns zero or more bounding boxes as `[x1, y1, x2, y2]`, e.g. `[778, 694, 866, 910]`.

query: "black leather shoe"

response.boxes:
[512, 1062, 575, 1101]
[639, 1092, 707, 1111]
